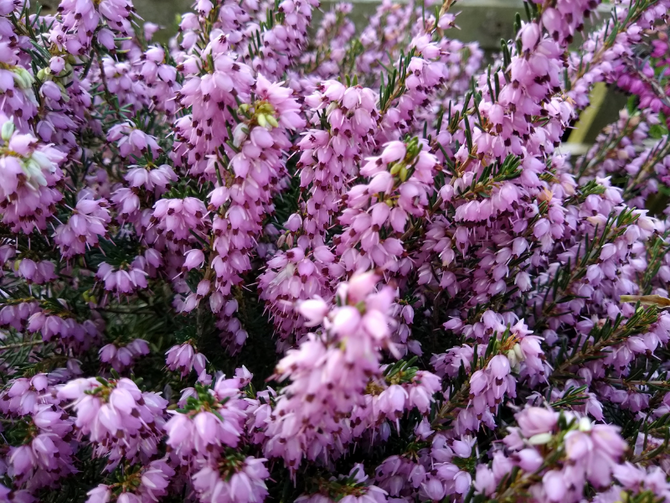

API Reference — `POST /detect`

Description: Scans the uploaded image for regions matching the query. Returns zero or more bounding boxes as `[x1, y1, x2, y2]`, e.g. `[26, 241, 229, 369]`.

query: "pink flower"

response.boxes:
[543, 470, 566, 502]
[516, 407, 558, 437]
[86, 485, 111, 503]
[297, 298, 329, 327]
[184, 249, 206, 270]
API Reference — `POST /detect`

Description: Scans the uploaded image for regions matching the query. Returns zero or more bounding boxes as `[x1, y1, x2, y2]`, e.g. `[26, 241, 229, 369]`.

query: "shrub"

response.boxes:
[1, 0, 670, 501]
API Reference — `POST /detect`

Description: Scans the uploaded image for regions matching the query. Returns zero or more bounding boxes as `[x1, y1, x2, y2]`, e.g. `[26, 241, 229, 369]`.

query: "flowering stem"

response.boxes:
[626, 137, 670, 196]
[551, 307, 659, 380]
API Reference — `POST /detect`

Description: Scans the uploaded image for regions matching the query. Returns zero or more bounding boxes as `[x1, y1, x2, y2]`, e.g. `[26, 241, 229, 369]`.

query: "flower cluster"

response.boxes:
[57, 377, 167, 470]
[473, 407, 630, 502]
[263, 272, 399, 471]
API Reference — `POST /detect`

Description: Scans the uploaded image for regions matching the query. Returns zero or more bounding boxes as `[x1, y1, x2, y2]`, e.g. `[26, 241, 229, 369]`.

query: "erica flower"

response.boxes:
[164, 374, 250, 465]
[165, 341, 208, 377]
[57, 377, 167, 470]
[98, 339, 149, 371]
[96, 262, 148, 294]
[54, 196, 111, 258]
[0, 117, 65, 234]
[192, 455, 270, 503]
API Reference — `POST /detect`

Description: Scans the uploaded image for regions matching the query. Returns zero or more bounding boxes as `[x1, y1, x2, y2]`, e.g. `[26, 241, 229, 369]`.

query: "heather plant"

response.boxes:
[1, 0, 670, 500]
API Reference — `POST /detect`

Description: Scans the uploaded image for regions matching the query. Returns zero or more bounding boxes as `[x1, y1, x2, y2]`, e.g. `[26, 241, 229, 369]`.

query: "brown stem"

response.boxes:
[0, 339, 44, 351]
